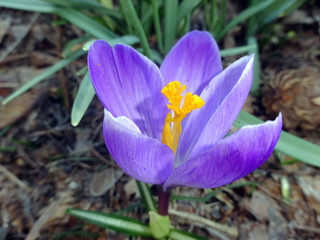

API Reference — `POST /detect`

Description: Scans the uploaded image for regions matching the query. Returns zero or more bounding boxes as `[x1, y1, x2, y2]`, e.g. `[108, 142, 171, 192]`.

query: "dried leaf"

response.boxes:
[89, 168, 123, 197]
[26, 192, 74, 240]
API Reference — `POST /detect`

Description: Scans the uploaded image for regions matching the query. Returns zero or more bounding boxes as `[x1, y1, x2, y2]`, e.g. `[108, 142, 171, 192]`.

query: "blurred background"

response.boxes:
[0, 0, 320, 239]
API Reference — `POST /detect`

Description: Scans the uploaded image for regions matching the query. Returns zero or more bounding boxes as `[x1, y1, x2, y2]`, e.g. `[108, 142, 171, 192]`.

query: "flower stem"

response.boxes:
[158, 187, 171, 216]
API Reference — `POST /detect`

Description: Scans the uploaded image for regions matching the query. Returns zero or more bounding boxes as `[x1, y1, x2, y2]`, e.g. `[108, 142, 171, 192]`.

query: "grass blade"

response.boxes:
[213, 0, 226, 36]
[234, 111, 320, 167]
[177, 0, 201, 35]
[151, 0, 164, 52]
[66, 209, 153, 237]
[71, 71, 95, 126]
[136, 181, 156, 212]
[247, 37, 260, 94]
[164, 0, 178, 54]
[120, 0, 152, 58]
[216, 0, 274, 40]
[177, 0, 201, 24]
[257, 0, 295, 26]
[2, 49, 85, 105]
[0, 0, 56, 13]
[57, 8, 116, 40]
[219, 44, 256, 57]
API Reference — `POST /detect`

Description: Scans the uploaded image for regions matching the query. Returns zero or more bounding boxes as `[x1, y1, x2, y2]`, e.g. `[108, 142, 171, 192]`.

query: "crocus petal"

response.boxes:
[163, 113, 282, 190]
[103, 110, 174, 185]
[160, 31, 222, 95]
[175, 55, 254, 166]
[88, 40, 167, 139]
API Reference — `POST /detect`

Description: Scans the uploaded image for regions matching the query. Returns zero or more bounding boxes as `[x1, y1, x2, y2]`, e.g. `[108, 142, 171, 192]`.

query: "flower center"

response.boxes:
[161, 81, 205, 154]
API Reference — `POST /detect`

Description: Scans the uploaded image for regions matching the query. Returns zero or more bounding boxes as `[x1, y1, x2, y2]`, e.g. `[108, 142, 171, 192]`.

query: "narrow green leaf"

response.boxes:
[177, 0, 201, 35]
[219, 44, 256, 57]
[1, 1, 137, 46]
[216, 0, 274, 40]
[57, 8, 116, 40]
[83, 35, 139, 51]
[234, 111, 320, 167]
[177, 0, 201, 24]
[62, 36, 91, 58]
[164, 0, 178, 54]
[172, 181, 257, 202]
[2, 49, 85, 105]
[151, 0, 164, 52]
[169, 229, 208, 240]
[71, 71, 95, 126]
[246, 0, 259, 37]
[105, 35, 140, 47]
[140, 0, 159, 36]
[0, 0, 57, 13]
[119, 0, 134, 35]
[209, 0, 217, 31]
[48, 0, 123, 21]
[256, 0, 295, 26]
[213, 0, 226, 36]
[66, 209, 153, 237]
[0, 125, 11, 137]
[281, 0, 307, 16]
[136, 181, 156, 212]
[120, 0, 152, 58]
[247, 37, 260, 94]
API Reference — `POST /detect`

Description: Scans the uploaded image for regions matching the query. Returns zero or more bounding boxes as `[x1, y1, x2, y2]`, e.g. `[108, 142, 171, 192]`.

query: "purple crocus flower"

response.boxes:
[88, 31, 282, 191]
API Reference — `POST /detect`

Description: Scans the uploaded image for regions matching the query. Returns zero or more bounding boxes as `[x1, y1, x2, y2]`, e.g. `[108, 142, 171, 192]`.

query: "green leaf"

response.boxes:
[136, 181, 156, 212]
[1, 1, 137, 46]
[0, 0, 57, 13]
[57, 8, 116, 40]
[177, 0, 202, 24]
[47, 0, 121, 19]
[71, 71, 95, 126]
[83, 35, 139, 51]
[2, 49, 85, 105]
[213, 0, 226, 37]
[219, 44, 256, 57]
[151, 0, 164, 52]
[119, 0, 151, 58]
[247, 37, 260, 94]
[234, 111, 320, 167]
[164, 0, 178, 54]
[176, 0, 201, 35]
[281, 0, 307, 17]
[149, 211, 170, 239]
[216, 0, 274, 40]
[62, 36, 91, 58]
[255, 0, 298, 27]
[66, 209, 153, 237]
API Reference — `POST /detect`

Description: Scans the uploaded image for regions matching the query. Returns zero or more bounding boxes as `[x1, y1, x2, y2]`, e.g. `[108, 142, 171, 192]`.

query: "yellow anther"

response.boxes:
[161, 81, 186, 114]
[161, 81, 205, 154]
[181, 93, 205, 115]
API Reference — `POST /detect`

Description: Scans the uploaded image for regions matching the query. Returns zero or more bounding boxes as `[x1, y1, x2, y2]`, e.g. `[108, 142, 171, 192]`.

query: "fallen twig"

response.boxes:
[169, 208, 238, 238]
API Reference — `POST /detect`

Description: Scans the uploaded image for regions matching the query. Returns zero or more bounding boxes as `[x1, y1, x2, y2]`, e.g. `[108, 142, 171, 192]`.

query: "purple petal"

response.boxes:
[175, 55, 254, 166]
[103, 110, 174, 185]
[88, 40, 167, 139]
[163, 113, 283, 190]
[160, 31, 222, 95]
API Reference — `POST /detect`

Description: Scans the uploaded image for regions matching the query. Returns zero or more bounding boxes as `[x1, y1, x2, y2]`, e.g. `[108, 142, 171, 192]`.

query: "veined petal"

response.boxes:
[176, 55, 254, 166]
[163, 113, 282, 190]
[88, 40, 167, 139]
[103, 110, 174, 185]
[160, 31, 222, 95]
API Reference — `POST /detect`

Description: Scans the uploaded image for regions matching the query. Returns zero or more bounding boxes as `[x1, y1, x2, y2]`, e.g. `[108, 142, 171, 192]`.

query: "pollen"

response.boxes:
[161, 81, 205, 154]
